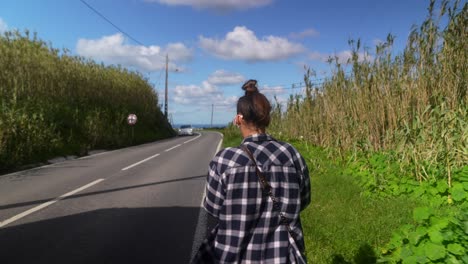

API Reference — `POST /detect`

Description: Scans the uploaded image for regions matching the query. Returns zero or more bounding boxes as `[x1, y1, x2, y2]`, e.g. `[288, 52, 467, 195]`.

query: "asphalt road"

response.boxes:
[0, 131, 223, 264]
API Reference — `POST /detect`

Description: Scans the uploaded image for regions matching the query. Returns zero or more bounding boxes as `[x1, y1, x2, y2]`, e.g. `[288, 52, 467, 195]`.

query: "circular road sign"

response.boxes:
[127, 114, 137, 125]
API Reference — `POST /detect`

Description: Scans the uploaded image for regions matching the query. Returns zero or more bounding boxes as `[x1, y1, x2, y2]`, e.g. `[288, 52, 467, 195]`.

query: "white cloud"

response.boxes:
[145, 0, 273, 11]
[309, 51, 327, 62]
[290, 28, 319, 39]
[309, 50, 373, 64]
[199, 26, 305, 62]
[0, 18, 8, 33]
[173, 81, 238, 108]
[207, 70, 245, 86]
[260, 85, 286, 96]
[173, 70, 243, 110]
[76, 33, 192, 72]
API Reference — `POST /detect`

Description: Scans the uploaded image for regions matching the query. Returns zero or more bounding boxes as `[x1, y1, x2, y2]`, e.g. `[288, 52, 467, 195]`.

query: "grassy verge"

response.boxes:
[220, 128, 421, 263]
[294, 143, 420, 263]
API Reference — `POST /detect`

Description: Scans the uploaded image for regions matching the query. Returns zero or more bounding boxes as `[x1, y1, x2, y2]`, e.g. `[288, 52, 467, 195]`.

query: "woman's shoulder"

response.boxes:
[214, 146, 242, 159]
[211, 147, 249, 168]
[268, 139, 300, 155]
[209, 147, 250, 176]
[268, 140, 305, 164]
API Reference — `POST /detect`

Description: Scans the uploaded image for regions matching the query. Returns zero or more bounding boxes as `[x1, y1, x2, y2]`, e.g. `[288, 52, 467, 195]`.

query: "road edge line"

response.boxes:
[183, 133, 202, 144]
[0, 178, 105, 228]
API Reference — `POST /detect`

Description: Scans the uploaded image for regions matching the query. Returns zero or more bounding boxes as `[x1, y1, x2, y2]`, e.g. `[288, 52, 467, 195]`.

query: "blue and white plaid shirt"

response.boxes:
[198, 134, 310, 263]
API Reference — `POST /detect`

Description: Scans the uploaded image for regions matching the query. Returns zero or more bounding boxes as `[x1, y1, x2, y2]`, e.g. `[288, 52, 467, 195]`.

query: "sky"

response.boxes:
[0, 0, 436, 126]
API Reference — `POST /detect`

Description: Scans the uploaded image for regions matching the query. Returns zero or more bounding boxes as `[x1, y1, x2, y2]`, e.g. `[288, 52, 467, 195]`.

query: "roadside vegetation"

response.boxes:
[222, 127, 421, 263]
[0, 30, 175, 172]
[223, 1, 467, 263]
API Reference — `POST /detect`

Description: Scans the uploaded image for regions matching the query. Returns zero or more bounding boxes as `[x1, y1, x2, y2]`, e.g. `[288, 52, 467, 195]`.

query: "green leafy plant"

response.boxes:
[380, 205, 468, 263]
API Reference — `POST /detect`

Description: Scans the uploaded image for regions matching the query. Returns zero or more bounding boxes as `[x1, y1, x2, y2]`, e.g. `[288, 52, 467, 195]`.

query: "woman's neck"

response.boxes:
[241, 125, 265, 138]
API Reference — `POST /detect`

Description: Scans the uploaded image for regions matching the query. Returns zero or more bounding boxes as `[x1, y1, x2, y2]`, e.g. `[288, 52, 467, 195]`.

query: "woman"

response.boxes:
[194, 80, 311, 263]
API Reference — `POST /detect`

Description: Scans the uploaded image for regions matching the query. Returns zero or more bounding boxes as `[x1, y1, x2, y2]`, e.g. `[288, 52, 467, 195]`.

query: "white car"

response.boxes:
[178, 125, 194, 136]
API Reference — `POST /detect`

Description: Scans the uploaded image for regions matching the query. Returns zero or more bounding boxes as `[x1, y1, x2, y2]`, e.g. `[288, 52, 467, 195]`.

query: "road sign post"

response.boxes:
[127, 114, 137, 144]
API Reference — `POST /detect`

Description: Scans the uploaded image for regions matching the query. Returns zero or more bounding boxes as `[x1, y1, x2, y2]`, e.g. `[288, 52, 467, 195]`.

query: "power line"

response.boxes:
[79, 0, 145, 46]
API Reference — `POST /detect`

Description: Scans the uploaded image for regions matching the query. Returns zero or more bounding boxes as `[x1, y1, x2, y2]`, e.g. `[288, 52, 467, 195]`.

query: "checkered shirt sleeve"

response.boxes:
[202, 134, 311, 263]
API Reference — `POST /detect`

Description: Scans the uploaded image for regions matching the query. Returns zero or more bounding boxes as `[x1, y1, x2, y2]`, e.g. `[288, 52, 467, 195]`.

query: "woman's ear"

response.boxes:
[233, 114, 242, 127]
[236, 114, 243, 126]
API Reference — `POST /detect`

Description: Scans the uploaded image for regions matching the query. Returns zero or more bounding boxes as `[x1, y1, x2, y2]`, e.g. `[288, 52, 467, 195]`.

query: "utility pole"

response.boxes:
[211, 104, 214, 128]
[164, 54, 168, 119]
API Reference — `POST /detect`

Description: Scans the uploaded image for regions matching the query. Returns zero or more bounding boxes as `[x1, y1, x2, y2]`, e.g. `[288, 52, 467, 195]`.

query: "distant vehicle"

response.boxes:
[178, 125, 194, 136]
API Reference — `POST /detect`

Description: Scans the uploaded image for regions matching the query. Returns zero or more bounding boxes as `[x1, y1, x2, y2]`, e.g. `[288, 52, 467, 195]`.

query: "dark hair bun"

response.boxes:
[242, 79, 258, 95]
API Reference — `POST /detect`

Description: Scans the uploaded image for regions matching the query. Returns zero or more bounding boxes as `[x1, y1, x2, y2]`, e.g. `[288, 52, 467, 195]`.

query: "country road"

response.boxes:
[0, 131, 223, 264]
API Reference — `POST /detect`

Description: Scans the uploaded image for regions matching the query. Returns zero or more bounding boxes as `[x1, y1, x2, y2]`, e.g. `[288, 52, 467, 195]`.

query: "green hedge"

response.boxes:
[0, 30, 175, 172]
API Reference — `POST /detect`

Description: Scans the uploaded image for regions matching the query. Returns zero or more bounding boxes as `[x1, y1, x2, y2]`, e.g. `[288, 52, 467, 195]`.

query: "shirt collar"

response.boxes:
[241, 133, 275, 144]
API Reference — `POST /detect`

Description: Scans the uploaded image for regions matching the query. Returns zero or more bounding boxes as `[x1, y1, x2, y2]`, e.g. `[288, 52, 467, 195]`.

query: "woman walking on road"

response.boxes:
[193, 79, 311, 264]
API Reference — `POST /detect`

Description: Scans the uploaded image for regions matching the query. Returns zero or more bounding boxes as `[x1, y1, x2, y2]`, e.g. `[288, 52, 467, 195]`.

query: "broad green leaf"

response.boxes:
[388, 233, 403, 248]
[428, 187, 439, 196]
[447, 254, 462, 264]
[400, 246, 413, 259]
[437, 181, 448, 193]
[400, 224, 413, 236]
[413, 241, 427, 256]
[431, 216, 450, 230]
[462, 255, 468, 264]
[442, 230, 455, 241]
[462, 182, 468, 190]
[428, 229, 444, 243]
[414, 207, 431, 223]
[402, 255, 421, 264]
[409, 226, 427, 245]
[424, 243, 446, 261]
[413, 187, 426, 198]
[450, 184, 467, 202]
[447, 243, 464, 255]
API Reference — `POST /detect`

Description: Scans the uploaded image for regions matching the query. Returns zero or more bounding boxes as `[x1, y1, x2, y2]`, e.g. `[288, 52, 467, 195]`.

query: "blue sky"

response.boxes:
[0, 0, 434, 125]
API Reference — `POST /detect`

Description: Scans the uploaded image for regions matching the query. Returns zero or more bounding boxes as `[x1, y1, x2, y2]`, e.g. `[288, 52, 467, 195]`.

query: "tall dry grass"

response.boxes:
[0, 30, 174, 171]
[270, 0, 467, 185]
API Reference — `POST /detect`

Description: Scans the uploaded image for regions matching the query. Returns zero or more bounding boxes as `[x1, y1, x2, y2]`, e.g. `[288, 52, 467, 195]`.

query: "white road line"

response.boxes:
[0, 178, 105, 228]
[215, 137, 223, 154]
[121, 153, 161, 171]
[183, 133, 202, 144]
[121, 135, 198, 171]
[164, 144, 181, 152]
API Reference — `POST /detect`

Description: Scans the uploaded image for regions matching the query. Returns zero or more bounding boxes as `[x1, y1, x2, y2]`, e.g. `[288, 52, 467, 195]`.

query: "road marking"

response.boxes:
[164, 144, 181, 152]
[183, 133, 202, 144]
[215, 137, 223, 154]
[0, 178, 104, 228]
[121, 153, 161, 171]
[121, 134, 200, 171]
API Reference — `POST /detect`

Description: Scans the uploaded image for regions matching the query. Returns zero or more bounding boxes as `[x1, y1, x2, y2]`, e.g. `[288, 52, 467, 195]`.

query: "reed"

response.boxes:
[0, 30, 174, 171]
[270, 0, 467, 185]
